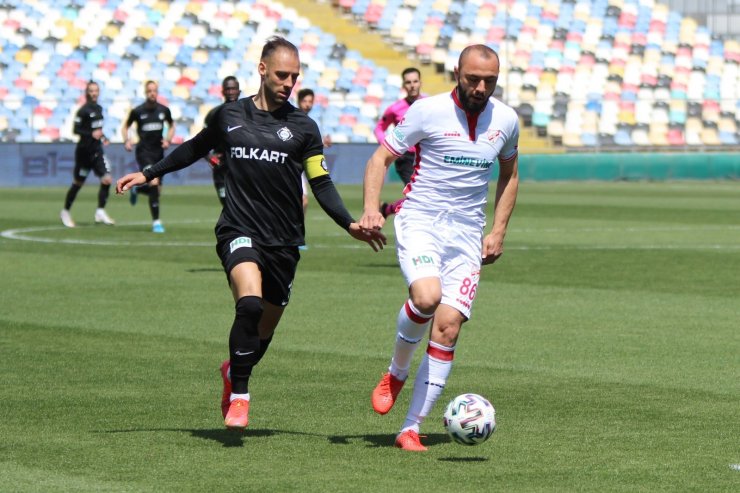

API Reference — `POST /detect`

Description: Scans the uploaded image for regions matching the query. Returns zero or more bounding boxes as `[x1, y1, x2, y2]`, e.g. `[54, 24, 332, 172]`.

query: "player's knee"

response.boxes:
[100, 175, 112, 186]
[235, 295, 264, 322]
[409, 293, 441, 315]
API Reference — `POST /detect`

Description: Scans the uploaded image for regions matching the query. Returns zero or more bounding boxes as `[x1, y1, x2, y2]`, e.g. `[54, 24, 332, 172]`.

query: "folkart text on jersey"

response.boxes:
[230, 147, 289, 163]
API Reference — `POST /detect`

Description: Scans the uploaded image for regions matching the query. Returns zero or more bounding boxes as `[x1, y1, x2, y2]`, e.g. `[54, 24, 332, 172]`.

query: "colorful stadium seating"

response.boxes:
[0, 0, 401, 145]
[1, 0, 738, 148]
[343, 0, 739, 148]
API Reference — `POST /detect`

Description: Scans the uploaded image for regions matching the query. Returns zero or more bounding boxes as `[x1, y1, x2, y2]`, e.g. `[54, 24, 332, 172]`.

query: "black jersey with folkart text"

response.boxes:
[126, 102, 173, 164]
[74, 102, 105, 153]
[145, 97, 336, 246]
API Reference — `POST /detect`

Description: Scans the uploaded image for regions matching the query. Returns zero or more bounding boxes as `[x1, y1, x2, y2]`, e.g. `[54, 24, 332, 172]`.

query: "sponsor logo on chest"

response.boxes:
[142, 122, 163, 132]
[443, 155, 495, 169]
[230, 147, 288, 163]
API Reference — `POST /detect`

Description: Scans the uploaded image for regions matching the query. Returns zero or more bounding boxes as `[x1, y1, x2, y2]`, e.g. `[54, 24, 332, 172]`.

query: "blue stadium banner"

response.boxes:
[3, 144, 737, 186]
[0, 143, 382, 187]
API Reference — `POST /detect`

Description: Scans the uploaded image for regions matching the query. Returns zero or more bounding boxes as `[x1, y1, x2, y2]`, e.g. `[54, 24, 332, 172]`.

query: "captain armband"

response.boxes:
[303, 154, 329, 180]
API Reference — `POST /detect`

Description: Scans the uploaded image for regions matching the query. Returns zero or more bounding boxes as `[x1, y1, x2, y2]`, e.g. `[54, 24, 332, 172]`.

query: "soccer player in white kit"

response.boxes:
[359, 45, 520, 452]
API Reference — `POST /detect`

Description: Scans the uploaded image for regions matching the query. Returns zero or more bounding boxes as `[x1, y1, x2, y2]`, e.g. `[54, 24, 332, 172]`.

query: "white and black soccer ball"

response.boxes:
[443, 393, 496, 446]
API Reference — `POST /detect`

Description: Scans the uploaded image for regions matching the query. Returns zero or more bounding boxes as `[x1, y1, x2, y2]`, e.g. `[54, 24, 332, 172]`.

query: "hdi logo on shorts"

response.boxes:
[229, 236, 252, 253]
[412, 255, 435, 267]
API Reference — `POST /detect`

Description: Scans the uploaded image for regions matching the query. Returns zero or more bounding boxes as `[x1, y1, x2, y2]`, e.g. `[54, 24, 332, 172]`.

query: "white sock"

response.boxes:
[401, 341, 454, 432]
[95, 207, 104, 214]
[389, 300, 433, 381]
[230, 392, 250, 402]
[153, 219, 162, 226]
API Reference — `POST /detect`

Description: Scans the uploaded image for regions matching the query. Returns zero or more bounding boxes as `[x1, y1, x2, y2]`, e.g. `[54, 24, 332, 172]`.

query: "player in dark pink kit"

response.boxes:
[373, 67, 425, 218]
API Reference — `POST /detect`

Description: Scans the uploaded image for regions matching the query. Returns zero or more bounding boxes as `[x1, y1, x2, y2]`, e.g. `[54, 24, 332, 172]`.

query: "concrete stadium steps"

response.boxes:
[288, 0, 450, 95]
[288, 0, 555, 153]
[519, 127, 563, 154]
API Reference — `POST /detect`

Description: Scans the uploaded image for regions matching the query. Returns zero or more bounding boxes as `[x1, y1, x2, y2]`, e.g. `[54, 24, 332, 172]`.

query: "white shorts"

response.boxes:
[394, 211, 483, 319]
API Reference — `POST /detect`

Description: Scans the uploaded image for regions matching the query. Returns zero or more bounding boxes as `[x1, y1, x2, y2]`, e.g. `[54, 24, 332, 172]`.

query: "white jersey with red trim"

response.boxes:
[383, 90, 519, 226]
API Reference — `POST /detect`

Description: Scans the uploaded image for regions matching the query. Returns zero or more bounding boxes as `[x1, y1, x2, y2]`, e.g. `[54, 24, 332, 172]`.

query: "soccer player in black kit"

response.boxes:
[203, 76, 241, 207]
[121, 80, 175, 233]
[61, 80, 115, 227]
[116, 37, 386, 430]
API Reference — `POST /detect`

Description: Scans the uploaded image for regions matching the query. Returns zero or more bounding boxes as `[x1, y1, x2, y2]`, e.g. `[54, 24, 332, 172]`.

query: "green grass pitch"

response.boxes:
[1, 182, 738, 492]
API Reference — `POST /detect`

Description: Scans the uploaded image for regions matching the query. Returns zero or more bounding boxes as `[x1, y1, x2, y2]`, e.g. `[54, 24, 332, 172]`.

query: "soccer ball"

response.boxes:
[443, 393, 496, 445]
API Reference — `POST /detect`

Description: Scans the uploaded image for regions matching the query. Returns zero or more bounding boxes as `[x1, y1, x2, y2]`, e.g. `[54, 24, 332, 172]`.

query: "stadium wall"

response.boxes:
[0, 144, 737, 187]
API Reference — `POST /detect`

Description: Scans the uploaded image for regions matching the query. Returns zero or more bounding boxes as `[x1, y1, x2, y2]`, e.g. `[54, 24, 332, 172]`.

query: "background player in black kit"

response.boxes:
[116, 37, 386, 430]
[61, 80, 115, 228]
[121, 80, 175, 233]
[203, 76, 241, 207]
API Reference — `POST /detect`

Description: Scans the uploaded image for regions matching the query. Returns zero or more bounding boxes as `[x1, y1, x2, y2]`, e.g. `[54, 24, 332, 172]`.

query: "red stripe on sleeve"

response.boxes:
[382, 140, 403, 157]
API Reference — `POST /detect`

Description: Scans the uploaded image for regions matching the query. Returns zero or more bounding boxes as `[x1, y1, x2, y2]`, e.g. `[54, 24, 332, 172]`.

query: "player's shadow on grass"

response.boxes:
[188, 428, 279, 448]
[186, 268, 222, 273]
[327, 432, 449, 449]
[101, 427, 325, 448]
[103, 428, 456, 451]
[438, 457, 489, 462]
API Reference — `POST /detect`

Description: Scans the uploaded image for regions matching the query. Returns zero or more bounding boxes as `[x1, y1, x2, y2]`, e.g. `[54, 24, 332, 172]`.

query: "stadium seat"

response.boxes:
[2, 0, 738, 147]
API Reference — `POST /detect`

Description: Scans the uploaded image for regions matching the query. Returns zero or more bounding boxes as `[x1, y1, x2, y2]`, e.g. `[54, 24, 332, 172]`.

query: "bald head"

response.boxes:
[458, 45, 499, 69]
[454, 45, 500, 113]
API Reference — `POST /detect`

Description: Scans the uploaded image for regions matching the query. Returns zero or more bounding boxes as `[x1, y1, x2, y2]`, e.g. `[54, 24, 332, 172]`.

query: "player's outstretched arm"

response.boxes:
[116, 172, 147, 195]
[482, 156, 519, 265]
[359, 145, 397, 231]
[347, 223, 387, 252]
[307, 171, 386, 252]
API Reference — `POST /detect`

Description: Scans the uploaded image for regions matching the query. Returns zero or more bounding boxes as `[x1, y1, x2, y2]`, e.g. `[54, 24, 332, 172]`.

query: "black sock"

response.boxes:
[97, 183, 110, 208]
[64, 184, 82, 210]
[229, 296, 264, 394]
[148, 186, 160, 221]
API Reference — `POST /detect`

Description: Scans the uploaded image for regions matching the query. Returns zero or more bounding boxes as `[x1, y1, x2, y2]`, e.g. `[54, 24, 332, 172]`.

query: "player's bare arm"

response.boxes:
[482, 156, 519, 265]
[121, 120, 133, 151]
[359, 145, 397, 230]
[116, 172, 148, 194]
[162, 121, 175, 149]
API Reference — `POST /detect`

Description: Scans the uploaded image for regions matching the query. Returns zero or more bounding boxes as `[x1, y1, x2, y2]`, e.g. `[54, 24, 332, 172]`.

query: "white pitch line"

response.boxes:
[512, 225, 740, 234]
[3, 222, 739, 250]
[0, 220, 213, 247]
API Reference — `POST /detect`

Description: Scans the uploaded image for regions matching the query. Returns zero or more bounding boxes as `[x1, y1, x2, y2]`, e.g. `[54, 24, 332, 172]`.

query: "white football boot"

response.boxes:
[94, 208, 115, 225]
[60, 209, 75, 228]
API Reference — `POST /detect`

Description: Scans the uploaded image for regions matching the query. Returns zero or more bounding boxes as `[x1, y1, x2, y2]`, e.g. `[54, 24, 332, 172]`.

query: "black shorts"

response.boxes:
[74, 147, 110, 182]
[136, 149, 164, 172]
[216, 231, 300, 306]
